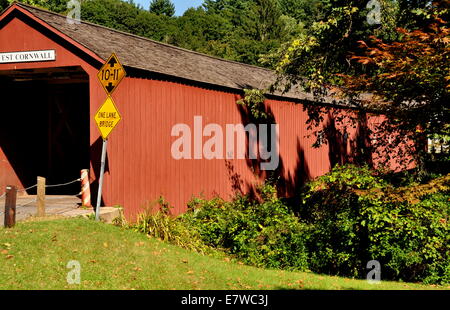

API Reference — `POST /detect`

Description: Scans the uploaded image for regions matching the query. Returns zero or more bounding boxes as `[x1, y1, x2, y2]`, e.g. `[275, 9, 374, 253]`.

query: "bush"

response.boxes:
[121, 165, 449, 284]
[120, 197, 212, 255]
[182, 184, 309, 271]
[120, 188, 308, 271]
[300, 164, 450, 284]
[362, 191, 450, 284]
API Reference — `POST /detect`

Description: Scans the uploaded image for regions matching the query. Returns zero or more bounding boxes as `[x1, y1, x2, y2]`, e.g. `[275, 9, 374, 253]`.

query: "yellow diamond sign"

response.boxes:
[95, 96, 122, 140]
[97, 53, 126, 95]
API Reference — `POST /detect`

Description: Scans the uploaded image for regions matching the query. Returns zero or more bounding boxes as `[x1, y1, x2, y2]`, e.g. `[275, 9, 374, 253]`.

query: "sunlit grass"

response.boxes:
[0, 218, 447, 290]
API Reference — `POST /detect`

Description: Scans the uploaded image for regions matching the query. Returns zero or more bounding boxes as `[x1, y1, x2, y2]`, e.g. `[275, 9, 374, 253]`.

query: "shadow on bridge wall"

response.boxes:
[89, 137, 109, 208]
[227, 97, 375, 204]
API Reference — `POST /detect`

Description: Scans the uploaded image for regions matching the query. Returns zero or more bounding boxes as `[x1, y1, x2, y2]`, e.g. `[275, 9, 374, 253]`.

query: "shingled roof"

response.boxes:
[0, 2, 324, 103]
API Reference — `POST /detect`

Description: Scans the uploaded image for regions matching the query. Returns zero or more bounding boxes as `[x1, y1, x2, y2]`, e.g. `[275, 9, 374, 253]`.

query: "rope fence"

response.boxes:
[16, 184, 38, 192]
[1, 177, 81, 197]
[0, 177, 83, 216]
[44, 178, 81, 188]
[1, 173, 94, 228]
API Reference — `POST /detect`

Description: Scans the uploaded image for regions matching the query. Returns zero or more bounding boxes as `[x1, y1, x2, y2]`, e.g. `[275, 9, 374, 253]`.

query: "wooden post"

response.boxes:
[37, 176, 46, 217]
[4, 186, 17, 228]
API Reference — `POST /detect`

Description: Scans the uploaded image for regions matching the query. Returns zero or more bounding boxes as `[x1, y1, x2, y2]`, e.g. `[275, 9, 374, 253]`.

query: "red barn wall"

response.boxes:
[105, 77, 379, 218]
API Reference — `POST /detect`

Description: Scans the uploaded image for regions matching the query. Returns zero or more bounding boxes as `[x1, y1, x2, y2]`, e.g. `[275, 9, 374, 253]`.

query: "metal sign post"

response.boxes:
[93, 96, 121, 221]
[94, 53, 125, 221]
[95, 139, 108, 221]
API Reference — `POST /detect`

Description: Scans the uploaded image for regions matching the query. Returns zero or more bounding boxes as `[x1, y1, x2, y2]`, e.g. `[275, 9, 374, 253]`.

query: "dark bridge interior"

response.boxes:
[0, 66, 90, 195]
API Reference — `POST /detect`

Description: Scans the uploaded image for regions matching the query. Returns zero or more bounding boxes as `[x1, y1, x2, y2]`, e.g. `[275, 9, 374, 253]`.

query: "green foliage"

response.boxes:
[0, 218, 440, 290]
[299, 164, 387, 276]
[80, 0, 177, 42]
[340, 3, 449, 175]
[168, 7, 233, 56]
[200, 0, 297, 66]
[182, 184, 309, 271]
[121, 185, 309, 271]
[85, 212, 96, 221]
[362, 192, 450, 284]
[272, 0, 429, 94]
[236, 88, 270, 120]
[122, 197, 211, 254]
[248, 0, 284, 42]
[149, 0, 175, 17]
[300, 164, 450, 284]
[120, 166, 449, 285]
[270, 1, 449, 175]
[305, 164, 388, 191]
[0, 0, 9, 11]
[4, 0, 69, 13]
[78, 0, 295, 67]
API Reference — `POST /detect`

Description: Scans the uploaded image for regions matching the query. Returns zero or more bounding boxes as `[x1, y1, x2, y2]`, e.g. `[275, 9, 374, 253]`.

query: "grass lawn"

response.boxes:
[0, 218, 448, 290]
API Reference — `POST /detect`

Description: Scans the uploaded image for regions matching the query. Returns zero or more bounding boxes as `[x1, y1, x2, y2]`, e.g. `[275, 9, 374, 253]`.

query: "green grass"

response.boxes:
[0, 218, 448, 290]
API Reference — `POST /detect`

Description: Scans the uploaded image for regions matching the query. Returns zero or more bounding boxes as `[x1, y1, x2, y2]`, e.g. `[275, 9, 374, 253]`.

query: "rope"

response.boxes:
[45, 178, 81, 188]
[17, 184, 38, 192]
[2, 177, 82, 195]
[0, 177, 83, 220]
[1, 177, 81, 217]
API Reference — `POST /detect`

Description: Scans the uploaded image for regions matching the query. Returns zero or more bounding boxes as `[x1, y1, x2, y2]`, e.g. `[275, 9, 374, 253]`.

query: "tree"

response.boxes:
[81, 0, 139, 32]
[80, 0, 178, 41]
[149, 0, 175, 17]
[250, 0, 283, 42]
[1, 0, 70, 13]
[201, 0, 296, 66]
[271, 0, 449, 176]
[278, 0, 328, 26]
[271, 1, 404, 95]
[170, 7, 233, 56]
[1, 0, 9, 11]
[338, 5, 449, 175]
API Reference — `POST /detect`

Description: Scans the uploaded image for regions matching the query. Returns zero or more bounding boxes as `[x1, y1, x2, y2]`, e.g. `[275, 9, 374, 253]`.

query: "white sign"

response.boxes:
[0, 50, 56, 64]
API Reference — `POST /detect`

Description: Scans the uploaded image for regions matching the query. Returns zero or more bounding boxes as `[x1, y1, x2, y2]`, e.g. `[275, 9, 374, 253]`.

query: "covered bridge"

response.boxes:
[0, 3, 394, 219]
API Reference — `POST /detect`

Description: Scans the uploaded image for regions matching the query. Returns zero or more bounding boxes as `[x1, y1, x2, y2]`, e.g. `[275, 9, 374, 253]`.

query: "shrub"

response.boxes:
[120, 197, 212, 254]
[120, 165, 449, 284]
[182, 184, 309, 270]
[300, 164, 450, 284]
[361, 191, 450, 284]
